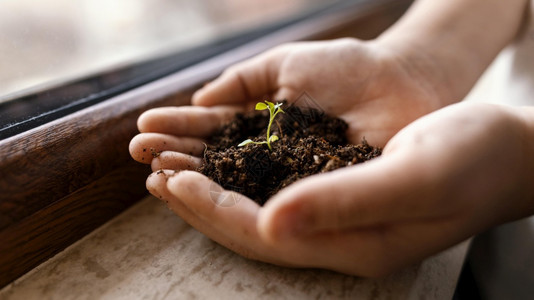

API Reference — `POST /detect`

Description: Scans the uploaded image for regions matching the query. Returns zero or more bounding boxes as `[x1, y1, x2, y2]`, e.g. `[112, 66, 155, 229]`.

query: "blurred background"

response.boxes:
[0, 0, 335, 102]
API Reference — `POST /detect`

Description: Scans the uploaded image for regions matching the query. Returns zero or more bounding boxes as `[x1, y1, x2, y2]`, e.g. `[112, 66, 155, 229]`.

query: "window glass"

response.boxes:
[0, 0, 335, 102]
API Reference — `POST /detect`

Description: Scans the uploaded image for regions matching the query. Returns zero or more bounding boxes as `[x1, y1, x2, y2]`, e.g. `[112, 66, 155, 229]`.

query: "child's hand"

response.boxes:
[133, 102, 534, 277]
[191, 38, 453, 146]
[127, 0, 533, 277]
[130, 38, 452, 173]
[126, 38, 478, 276]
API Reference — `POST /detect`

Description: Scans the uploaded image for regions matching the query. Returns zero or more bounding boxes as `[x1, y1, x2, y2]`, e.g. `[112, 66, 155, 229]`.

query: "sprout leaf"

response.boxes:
[238, 139, 254, 147]
[255, 102, 268, 110]
[265, 101, 275, 112]
[269, 135, 279, 142]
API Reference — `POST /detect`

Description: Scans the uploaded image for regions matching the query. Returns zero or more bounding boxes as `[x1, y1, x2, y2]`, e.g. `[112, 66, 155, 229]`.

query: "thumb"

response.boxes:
[257, 151, 443, 243]
[192, 48, 286, 107]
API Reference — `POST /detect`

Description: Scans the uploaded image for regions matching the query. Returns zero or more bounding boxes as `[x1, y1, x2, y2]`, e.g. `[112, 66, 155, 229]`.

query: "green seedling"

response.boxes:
[238, 101, 284, 151]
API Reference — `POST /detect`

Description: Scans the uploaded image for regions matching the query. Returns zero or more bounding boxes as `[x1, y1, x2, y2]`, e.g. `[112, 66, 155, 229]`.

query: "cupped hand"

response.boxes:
[130, 38, 452, 174]
[128, 38, 531, 276]
[192, 38, 453, 146]
[134, 102, 534, 277]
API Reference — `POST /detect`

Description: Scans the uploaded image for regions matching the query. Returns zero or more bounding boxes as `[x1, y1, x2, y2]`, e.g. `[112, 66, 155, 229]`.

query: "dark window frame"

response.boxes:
[0, 0, 413, 288]
[0, 0, 368, 140]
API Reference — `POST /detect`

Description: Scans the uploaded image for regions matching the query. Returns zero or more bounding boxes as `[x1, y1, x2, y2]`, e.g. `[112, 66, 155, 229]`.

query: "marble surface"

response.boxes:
[0, 196, 468, 300]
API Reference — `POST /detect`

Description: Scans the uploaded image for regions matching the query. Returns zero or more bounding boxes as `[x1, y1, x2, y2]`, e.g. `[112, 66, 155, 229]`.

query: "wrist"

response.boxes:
[485, 105, 534, 223]
[370, 36, 459, 107]
[440, 104, 534, 227]
[514, 106, 534, 216]
[374, 0, 528, 105]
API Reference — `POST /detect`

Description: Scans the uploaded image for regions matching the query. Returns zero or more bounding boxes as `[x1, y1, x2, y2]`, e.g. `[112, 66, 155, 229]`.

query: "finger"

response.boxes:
[147, 170, 266, 262]
[166, 171, 302, 265]
[167, 171, 259, 237]
[146, 170, 212, 232]
[147, 170, 226, 239]
[290, 226, 396, 277]
[192, 48, 286, 107]
[292, 224, 415, 277]
[129, 133, 205, 164]
[315, 214, 476, 277]
[258, 152, 446, 243]
[137, 106, 241, 137]
[151, 151, 202, 172]
[146, 169, 179, 201]
[272, 86, 298, 102]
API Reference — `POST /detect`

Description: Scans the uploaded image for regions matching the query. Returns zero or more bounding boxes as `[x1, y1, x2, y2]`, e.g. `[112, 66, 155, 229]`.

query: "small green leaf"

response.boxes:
[265, 101, 275, 112]
[269, 135, 279, 142]
[255, 102, 268, 110]
[238, 139, 254, 147]
[274, 102, 283, 110]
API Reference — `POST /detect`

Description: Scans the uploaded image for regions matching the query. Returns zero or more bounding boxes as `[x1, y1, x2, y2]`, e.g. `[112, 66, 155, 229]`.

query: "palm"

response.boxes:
[194, 38, 447, 146]
[280, 43, 441, 146]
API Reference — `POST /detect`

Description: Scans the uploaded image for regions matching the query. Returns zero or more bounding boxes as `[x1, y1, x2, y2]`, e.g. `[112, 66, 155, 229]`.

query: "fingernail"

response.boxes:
[147, 169, 177, 203]
[155, 169, 178, 182]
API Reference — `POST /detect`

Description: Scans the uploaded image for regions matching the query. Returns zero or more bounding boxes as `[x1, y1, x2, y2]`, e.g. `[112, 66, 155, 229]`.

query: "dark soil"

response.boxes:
[198, 103, 382, 205]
